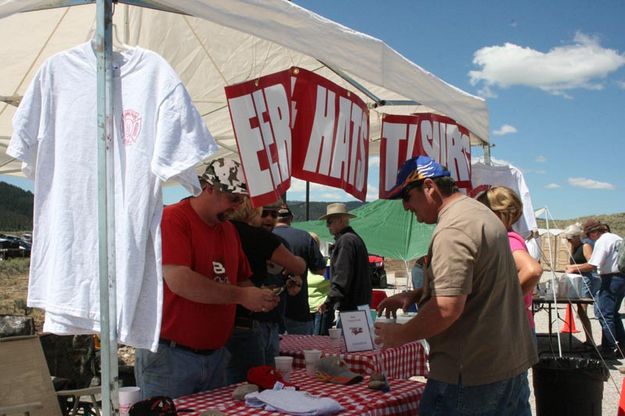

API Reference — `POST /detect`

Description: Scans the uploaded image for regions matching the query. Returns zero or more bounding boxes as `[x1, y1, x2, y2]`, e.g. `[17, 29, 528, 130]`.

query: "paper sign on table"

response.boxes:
[340, 310, 374, 352]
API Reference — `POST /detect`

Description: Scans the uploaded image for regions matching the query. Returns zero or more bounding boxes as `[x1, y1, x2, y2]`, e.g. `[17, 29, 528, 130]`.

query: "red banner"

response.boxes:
[225, 70, 292, 207]
[379, 113, 471, 199]
[291, 68, 369, 201]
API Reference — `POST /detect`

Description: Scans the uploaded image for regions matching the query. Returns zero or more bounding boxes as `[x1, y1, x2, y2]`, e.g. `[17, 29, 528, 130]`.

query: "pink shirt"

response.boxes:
[508, 231, 535, 329]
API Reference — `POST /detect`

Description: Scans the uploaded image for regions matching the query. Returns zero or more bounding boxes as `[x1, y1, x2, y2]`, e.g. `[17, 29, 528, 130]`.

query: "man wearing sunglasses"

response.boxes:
[374, 155, 537, 416]
[319, 203, 371, 320]
[135, 158, 280, 399]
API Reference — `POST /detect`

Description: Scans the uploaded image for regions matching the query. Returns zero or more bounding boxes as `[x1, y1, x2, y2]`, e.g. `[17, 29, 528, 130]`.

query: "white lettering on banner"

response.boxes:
[303, 86, 367, 191]
[264, 85, 292, 180]
[420, 120, 470, 183]
[382, 122, 418, 191]
[356, 113, 368, 190]
[330, 96, 351, 180]
[228, 84, 291, 196]
[303, 86, 335, 175]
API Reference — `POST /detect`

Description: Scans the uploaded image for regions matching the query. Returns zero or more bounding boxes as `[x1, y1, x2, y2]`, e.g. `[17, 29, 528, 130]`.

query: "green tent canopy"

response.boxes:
[292, 199, 435, 261]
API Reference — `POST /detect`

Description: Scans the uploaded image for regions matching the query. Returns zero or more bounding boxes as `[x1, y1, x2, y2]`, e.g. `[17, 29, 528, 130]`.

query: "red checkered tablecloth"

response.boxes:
[279, 335, 428, 380]
[175, 369, 425, 415]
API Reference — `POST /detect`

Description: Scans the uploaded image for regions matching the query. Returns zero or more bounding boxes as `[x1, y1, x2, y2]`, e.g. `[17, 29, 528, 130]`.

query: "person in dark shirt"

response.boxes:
[273, 205, 326, 334]
[225, 198, 305, 384]
[319, 203, 371, 319]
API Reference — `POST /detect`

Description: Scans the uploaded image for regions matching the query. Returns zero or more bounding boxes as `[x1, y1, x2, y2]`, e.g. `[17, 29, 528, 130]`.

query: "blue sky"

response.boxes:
[2, 0, 624, 219]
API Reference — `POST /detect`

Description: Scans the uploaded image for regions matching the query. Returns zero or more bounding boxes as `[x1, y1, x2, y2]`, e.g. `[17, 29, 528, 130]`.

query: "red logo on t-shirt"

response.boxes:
[122, 109, 142, 145]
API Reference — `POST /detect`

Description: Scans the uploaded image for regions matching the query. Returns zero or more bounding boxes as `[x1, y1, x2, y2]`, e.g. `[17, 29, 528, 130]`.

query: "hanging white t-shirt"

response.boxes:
[7, 42, 217, 351]
[589, 232, 623, 275]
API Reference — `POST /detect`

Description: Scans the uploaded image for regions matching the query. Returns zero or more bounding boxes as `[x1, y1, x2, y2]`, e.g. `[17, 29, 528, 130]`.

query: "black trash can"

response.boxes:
[533, 356, 608, 416]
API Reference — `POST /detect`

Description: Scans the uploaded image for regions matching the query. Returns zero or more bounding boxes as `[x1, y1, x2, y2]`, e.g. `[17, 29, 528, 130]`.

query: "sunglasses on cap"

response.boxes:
[261, 209, 278, 218]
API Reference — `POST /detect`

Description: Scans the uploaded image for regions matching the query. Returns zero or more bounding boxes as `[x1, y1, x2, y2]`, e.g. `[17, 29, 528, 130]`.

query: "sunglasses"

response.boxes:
[224, 192, 244, 204]
[401, 181, 423, 202]
[261, 209, 278, 218]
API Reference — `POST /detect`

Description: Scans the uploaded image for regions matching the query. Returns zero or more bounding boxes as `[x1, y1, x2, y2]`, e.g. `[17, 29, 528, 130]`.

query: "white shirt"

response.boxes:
[589, 232, 623, 275]
[7, 42, 217, 351]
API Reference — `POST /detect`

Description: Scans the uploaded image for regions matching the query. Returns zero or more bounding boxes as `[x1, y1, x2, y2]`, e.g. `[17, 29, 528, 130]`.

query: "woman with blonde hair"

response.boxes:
[478, 186, 543, 333]
[563, 223, 599, 347]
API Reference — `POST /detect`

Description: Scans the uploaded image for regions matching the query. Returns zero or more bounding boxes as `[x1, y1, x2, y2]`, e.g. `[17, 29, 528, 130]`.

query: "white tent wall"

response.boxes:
[0, 0, 489, 176]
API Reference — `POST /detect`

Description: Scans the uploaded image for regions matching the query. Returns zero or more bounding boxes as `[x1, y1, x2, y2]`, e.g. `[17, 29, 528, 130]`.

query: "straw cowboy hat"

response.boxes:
[319, 203, 356, 220]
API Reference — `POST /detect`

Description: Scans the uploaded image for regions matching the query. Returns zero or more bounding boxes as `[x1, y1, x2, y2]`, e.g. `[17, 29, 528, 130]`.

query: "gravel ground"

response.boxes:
[531, 299, 624, 415]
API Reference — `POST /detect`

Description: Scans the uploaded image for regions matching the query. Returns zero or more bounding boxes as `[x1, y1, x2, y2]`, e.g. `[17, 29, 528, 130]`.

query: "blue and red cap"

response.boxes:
[387, 155, 451, 200]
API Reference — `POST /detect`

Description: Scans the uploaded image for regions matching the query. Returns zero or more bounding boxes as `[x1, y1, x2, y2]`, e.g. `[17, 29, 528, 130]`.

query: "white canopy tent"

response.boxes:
[0, 1, 489, 413]
[0, 0, 489, 176]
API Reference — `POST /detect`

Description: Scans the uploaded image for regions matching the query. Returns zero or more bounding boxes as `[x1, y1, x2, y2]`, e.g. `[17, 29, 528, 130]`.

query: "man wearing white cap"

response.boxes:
[319, 203, 371, 317]
[135, 158, 279, 398]
[375, 155, 536, 415]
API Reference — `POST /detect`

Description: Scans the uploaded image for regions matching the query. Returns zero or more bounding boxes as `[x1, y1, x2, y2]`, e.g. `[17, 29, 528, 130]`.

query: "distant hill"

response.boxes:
[536, 212, 625, 239]
[1, 181, 623, 237]
[0, 182, 33, 231]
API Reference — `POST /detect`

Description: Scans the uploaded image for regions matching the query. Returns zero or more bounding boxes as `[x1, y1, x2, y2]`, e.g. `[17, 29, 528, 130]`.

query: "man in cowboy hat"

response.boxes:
[319, 203, 371, 316]
[566, 218, 624, 359]
[374, 155, 536, 415]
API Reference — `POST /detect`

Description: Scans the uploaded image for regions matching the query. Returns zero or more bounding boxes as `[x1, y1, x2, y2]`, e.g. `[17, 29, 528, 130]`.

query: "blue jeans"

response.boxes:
[419, 371, 531, 416]
[255, 321, 280, 366]
[134, 344, 229, 399]
[225, 327, 264, 384]
[284, 317, 314, 335]
[597, 274, 625, 350]
[313, 310, 334, 335]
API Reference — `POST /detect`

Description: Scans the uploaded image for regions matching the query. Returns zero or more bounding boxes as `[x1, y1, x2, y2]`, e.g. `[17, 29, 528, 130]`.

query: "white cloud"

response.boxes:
[493, 124, 518, 136]
[535, 155, 547, 163]
[469, 32, 625, 96]
[568, 177, 615, 190]
[545, 183, 561, 189]
[617, 80, 625, 89]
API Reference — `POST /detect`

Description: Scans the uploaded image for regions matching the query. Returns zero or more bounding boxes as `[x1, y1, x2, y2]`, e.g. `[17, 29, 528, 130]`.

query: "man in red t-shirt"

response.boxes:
[135, 158, 279, 399]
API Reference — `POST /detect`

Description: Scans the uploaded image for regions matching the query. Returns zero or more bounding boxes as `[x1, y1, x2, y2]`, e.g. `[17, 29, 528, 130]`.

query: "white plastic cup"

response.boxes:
[303, 349, 322, 376]
[119, 386, 141, 416]
[274, 356, 294, 382]
[306, 362, 318, 377]
[328, 327, 342, 340]
[303, 349, 322, 363]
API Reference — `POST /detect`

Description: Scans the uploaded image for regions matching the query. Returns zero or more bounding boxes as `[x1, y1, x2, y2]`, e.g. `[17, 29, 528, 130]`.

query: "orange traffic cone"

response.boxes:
[561, 304, 579, 334]
[618, 378, 625, 416]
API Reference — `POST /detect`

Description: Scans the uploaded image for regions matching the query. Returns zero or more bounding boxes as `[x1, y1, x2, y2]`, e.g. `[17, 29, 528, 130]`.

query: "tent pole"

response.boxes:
[305, 181, 310, 221]
[96, 0, 119, 414]
[483, 142, 492, 165]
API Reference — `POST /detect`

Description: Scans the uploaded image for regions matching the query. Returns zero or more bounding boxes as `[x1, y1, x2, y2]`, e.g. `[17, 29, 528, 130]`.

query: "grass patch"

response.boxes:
[0, 257, 30, 278]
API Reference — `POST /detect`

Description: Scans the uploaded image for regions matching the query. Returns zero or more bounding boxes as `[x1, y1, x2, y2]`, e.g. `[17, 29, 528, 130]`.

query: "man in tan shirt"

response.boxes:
[375, 155, 537, 415]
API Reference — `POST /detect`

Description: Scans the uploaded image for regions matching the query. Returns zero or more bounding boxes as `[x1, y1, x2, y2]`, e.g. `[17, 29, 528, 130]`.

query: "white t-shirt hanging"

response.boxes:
[7, 42, 218, 351]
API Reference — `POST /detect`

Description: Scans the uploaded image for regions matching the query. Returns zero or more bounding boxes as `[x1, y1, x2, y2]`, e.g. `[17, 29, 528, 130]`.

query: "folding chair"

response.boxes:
[40, 335, 102, 416]
[0, 335, 101, 416]
[0, 335, 62, 416]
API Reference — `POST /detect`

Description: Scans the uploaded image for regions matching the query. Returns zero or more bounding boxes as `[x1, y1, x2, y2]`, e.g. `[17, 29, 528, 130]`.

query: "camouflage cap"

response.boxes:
[200, 158, 248, 195]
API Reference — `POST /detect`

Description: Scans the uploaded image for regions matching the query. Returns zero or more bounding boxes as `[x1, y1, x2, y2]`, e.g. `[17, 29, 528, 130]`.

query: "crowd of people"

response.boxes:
[132, 154, 623, 415]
